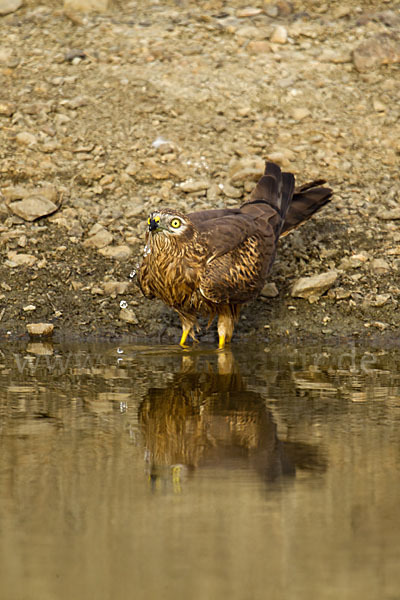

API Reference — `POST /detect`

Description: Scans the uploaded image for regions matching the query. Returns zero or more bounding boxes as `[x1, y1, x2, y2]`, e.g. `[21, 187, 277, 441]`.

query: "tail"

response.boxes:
[242, 162, 295, 223]
[280, 180, 333, 237]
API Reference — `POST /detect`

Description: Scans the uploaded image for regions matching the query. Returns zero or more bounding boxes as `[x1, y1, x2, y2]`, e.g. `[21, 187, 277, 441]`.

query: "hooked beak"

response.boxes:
[148, 218, 160, 232]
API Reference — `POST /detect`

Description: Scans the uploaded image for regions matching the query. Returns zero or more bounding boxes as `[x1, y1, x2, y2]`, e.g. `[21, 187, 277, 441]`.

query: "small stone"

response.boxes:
[374, 294, 391, 307]
[260, 282, 279, 298]
[83, 226, 113, 249]
[353, 34, 400, 73]
[6, 252, 37, 267]
[23, 305, 37, 312]
[16, 132, 37, 146]
[119, 308, 138, 324]
[26, 323, 54, 337]
[103, 281, 131, 296]
[229, 157, 265, 184]
[0, 0, 22, 16]
[221, 182, 243, 199]
[63, 0, 109, 12]
[377, 208, 400, 220]
[8, 196, 58, 222]
[291, 270, 338, 300]
[99, 245, 132, 260]
[236, 26, 266, 40]
[247, 41, 271, 54]
[335, 287, 351, 300]
[290, 107, 310, 121]
[270, 25, 288, 44]
[180, 179, 210, 193]
[370, 258, 390, 275]
[237, 7, 262, 17]
[373, 99, 387, 112]
[0, 101, 16, 116]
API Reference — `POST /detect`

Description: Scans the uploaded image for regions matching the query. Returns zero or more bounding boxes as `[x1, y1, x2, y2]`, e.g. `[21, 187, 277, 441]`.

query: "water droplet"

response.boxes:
[129, 270, 136, 279]
[120, 300, 128, 309]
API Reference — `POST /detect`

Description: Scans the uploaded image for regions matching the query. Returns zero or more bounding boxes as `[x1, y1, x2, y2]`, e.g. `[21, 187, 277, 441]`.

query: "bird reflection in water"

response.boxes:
[139, 352, 326, 493]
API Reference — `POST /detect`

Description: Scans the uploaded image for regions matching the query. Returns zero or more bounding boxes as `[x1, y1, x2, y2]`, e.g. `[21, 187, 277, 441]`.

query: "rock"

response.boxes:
[374, 294, 391, 307]
[103, 281, 131, 296]
[291, 270, 338, 300]
[270, 25, 288, 45]
[6, 251, 37, 267]
[290, 107, 310, 121]
[260, 282, 279, 298]
[0, 0, 22, 16]
[221, 182, 243, 199]
[247, 41, 271, 54]
[236, 26, 266, 41]
[63, 0, 109, 12]
[180, 179, 210, 193]
[8, 196, 58, 221]
[377, 208, 400, 220]
[236, 7, 262, 18]
[353, 34, 400, 73]
[229, 157, 265, 185]
[370, 258, 390, 275]
[26, 323, 54, 337]
[98, 245, 132, 260]
[372, 99, 387, 112]
[119, 308, 138, 324]
[83, 225, 113, 249]
[0, 101, 16, 116]
[16, 132, 37, 146]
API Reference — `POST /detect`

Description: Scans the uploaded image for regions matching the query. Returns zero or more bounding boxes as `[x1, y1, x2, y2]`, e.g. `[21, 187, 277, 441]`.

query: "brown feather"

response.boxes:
[137, 162, 332, 346]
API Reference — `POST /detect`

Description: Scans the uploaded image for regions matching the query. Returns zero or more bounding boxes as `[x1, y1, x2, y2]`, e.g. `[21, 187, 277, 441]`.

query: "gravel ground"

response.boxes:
[0, 0, 399, 344]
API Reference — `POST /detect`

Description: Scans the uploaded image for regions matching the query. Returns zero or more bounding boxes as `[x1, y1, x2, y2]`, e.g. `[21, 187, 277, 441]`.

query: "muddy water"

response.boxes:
[0, 341, 399, 600]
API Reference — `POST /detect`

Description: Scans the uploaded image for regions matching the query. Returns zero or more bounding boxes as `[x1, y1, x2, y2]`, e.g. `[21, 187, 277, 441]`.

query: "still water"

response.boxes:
[0, 340, 399, 600]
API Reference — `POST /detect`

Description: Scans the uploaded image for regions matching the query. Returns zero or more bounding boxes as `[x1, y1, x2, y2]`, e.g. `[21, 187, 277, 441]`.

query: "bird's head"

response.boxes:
[147, 209, 193, 239]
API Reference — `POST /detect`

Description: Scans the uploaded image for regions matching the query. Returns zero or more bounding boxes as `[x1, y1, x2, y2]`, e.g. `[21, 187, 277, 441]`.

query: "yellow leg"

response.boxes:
[180, 328, 190, 348]
[218, 334, 226, 350]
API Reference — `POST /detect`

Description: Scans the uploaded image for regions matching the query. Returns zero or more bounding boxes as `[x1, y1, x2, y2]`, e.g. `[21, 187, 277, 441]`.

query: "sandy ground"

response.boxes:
[0, 0, 399, 345]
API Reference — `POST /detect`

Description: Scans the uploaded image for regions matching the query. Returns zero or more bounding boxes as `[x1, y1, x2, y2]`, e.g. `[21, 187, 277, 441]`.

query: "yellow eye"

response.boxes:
[170, 218, 181, 229]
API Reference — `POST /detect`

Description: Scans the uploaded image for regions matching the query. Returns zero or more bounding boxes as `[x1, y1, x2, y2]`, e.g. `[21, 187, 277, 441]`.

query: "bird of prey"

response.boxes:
[138, 161, 332, 349]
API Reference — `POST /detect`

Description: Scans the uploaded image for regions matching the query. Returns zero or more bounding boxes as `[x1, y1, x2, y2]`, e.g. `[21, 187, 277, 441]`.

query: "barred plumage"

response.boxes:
[138, 161, 332, 349]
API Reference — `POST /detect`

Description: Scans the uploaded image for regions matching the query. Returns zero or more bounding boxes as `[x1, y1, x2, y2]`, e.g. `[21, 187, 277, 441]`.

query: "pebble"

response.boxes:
[370, 258, 390, 275]
[8, 196, 58, 222]
[247, 41, 271, 54]
[119, 308, 138, 324]
[377, 208, 400, 220]
[290, 107, 310, 121]
[103, 281, 131, 297]
[0, 0, 22, 15]
[98, 245, 132, 260]
[63, 0, 109, 12]
[180, 179, 210, 193]
[6, 251, 37, 267]
[236, 7, 262, 18]
[26, 323, 54, 337]
[291, 270, 338, 300]
[260, 282, 279, 298]
[353, 34, 400, 72]
[83, 225, 113, 249]
[16, 132, 37, 146]
[229, 157, 265, 184]
[270, 26, 288, 45]
[0, 101, 16, 116]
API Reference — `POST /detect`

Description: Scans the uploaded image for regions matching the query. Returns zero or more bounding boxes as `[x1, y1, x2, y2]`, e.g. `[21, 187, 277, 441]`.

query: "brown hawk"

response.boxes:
[138, 161, 332, 349]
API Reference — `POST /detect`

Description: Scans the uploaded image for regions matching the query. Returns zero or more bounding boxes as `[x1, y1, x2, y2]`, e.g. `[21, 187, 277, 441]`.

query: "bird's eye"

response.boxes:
[170, 218, 181, 229]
